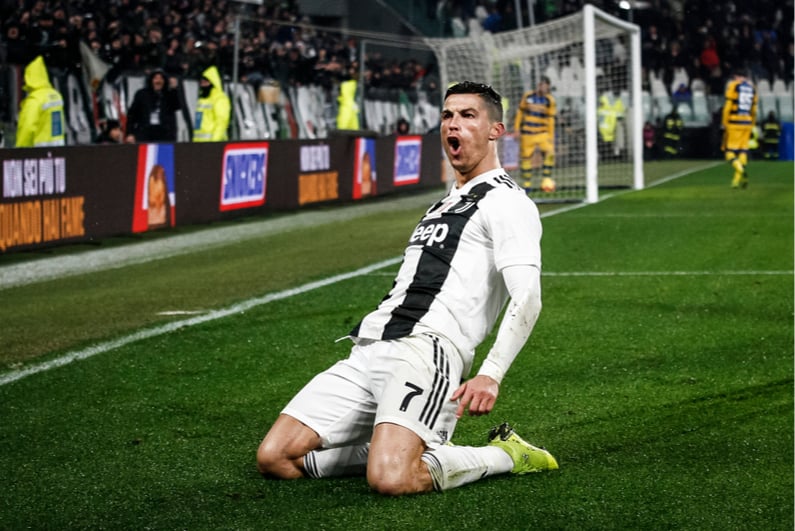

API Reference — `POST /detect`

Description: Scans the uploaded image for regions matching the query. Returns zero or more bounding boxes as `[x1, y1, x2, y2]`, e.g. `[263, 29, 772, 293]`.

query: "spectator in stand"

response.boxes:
[28, 9, 57, 58]
[140, 26, 167, 71]
[395, 117, 410, 135]
[95, 119, 124, 144]
[48, 15, 81, 72]
[1, 0, 792, 145]
[699, 36, 722, 94]
[661, 40, 689, 94]
[126, 69, 182, 143]
[163, 36, 189, 77]
[756, 28, 781, 83]
[482, 6, 503, 33]
[4, 20, 31, 65]
[698, 35, 720, 73]
[103, 31, 139, 82]
[672, 83, 693, 117]
[641, 24, 665, 74]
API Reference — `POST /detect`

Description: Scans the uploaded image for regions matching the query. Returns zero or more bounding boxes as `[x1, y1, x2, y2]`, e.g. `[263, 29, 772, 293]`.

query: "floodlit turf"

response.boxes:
[0, 160, 792, 529]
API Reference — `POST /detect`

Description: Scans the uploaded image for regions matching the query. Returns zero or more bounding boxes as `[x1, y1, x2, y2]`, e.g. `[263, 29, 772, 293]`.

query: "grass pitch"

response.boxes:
[0, 160, 792, 529]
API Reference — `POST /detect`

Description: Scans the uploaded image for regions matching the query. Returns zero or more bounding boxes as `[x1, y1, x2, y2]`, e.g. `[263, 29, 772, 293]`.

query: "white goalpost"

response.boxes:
[425, 5, 643, 203]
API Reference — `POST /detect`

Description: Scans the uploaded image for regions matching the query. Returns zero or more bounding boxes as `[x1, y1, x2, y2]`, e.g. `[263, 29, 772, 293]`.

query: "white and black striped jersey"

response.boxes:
[351, 168, 542, 374]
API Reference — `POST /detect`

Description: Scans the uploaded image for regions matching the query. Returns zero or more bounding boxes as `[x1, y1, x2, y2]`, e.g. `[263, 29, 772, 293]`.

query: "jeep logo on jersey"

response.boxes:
[409, 222, 449, 247]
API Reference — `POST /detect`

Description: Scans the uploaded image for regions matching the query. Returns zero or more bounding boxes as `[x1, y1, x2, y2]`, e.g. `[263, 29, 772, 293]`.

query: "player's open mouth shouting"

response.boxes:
[447, 135, 462, 157]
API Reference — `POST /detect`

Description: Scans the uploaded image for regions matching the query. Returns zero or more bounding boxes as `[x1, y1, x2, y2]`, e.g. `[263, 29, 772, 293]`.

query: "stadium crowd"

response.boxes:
[0, 0, 438, 94]
[2, 0, 792, 92]
[432, 0, 793, 94]
[0, 0, 792, 143]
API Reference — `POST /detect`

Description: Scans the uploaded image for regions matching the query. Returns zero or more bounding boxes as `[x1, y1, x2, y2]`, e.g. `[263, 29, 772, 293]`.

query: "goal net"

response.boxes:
[425, 5, 643, 203]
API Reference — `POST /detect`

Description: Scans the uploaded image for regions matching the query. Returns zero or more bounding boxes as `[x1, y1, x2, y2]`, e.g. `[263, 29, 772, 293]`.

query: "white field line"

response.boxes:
[0, 190, 443, 291]
[5, 265, 786, 388]
[0, 257, 401, 387]
[0, 162, 747, 386]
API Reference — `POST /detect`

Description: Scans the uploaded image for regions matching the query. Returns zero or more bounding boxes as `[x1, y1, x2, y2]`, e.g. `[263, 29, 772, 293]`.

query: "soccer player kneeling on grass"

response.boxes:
[257, 81, 558, 495]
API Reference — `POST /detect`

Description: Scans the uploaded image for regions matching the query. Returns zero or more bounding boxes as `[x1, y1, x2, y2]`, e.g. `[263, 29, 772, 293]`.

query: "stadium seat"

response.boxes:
[777, 94, 793, 121]
[467, 18, 483, 37]
[690, 77, 706, 93]
[771, 78, 788, 95]
[689, 90, 710, 126]
[669, 67, 689, 95]
[756, 79, 771, 95]
[544, 63, 561, 94]
[642, 91, 652, 121]
[648, 70, 668, 97]
[654, 95, 672, 118]
[759, 94, 779, 120]
[559, 66, 583, 98]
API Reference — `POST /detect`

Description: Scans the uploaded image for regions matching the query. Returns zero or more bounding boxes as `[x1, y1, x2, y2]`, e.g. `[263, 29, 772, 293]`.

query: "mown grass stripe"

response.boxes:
[0, 162, 725, 386]
[0, 257, 402, 387]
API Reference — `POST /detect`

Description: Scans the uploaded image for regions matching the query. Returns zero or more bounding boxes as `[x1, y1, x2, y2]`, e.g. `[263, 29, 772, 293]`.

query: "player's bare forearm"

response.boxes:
[450, 375, 499, 418]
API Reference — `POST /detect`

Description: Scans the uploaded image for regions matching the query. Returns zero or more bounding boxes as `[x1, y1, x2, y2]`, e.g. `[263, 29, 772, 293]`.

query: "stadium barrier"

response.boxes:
[0, 133, 442, 253]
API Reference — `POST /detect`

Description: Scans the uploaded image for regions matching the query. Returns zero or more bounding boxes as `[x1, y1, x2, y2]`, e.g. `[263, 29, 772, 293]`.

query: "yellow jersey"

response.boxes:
[722, 77, 757, 128]
[515, 90, 556, 136]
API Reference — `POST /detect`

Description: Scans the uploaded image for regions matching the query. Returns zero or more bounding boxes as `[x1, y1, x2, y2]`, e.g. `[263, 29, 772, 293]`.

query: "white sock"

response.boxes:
[421, 444, 514, 491]
[303, 444, 370, 478]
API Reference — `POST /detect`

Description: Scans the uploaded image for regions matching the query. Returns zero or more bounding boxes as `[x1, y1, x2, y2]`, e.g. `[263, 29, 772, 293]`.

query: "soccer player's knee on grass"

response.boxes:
[256, 440, 301, 479]
[366, 466, 416, 496]
[366, 453, 427, 496]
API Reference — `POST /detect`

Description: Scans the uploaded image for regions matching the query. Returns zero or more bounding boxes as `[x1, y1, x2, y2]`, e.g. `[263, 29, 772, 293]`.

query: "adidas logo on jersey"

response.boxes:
[409, 222, 449, 247]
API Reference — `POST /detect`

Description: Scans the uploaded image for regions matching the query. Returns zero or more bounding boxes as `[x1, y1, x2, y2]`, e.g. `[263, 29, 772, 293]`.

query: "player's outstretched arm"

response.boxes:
[450, 265, 542, 418]
[476, 265, 542, 382]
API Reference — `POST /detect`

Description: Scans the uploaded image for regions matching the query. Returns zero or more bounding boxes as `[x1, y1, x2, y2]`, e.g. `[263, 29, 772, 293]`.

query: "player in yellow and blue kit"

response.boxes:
[721, 70, 758, 188]
[514, 76, 556, 192]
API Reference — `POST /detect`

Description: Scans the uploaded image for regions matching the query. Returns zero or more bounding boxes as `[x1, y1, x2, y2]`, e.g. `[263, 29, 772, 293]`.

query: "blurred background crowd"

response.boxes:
[1, 0, 791, 97]
[0, 0, 792, 147]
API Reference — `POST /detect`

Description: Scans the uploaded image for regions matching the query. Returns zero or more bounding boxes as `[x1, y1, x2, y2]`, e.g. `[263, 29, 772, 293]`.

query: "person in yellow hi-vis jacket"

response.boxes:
[15, 55, 66, 148]
[597, 92, 625, 160]
[336, 75, 360, 130]
[193, 66, 231, 142]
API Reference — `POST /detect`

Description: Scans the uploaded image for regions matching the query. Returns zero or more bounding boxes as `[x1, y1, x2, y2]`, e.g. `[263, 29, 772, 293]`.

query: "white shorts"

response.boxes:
[282, 333, 463, 448]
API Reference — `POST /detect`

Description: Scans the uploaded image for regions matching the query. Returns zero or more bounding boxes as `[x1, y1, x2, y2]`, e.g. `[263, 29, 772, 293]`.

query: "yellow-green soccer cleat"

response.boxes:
[488, 422, 559, 474]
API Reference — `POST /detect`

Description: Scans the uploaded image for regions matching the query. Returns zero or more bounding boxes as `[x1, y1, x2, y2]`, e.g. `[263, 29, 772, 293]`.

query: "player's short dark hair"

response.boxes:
[540, 76, 551, 85]
[444, 81, 504, 122]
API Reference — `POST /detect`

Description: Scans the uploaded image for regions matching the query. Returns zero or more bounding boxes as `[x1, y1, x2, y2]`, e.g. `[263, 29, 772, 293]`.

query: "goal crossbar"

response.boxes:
[426, 5, 643, 203]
